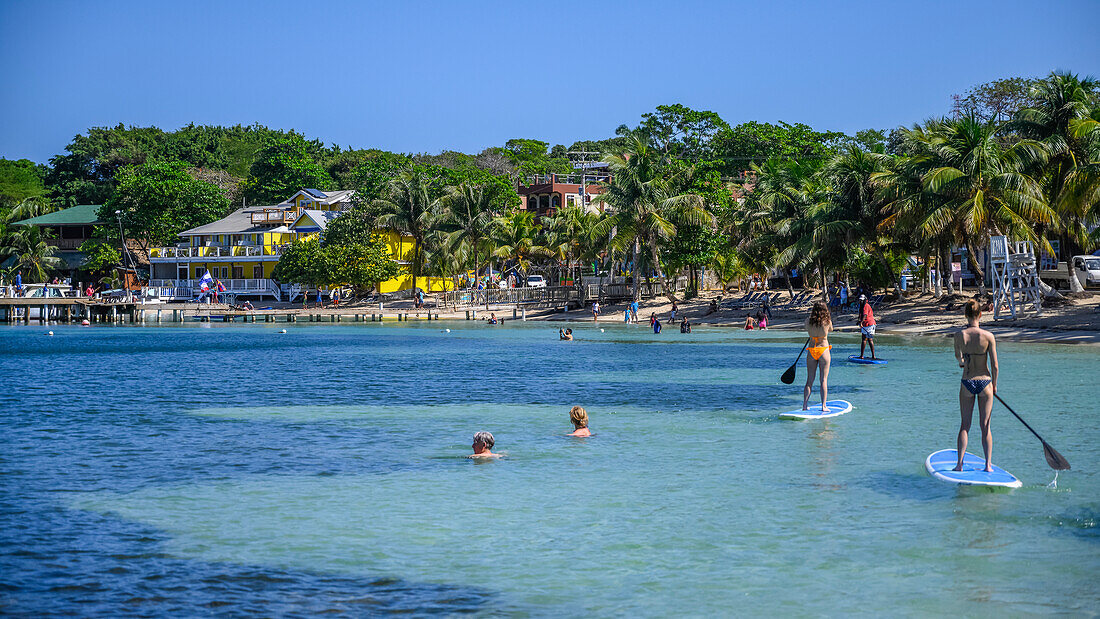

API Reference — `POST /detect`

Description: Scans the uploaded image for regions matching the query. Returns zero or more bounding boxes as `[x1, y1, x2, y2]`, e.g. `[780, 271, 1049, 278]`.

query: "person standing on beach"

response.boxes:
[857, 295, 877, 359]
[317, 288, 324, 309]
[840, 283, 849, 310]
[762, 292, 772, 321]
[631, 300, 639, 323]
[14, 270, 23, 296]
[803, 302, 833, 412]
[592, 301, 600, 322]
[670, 300, 678, 322]
[953, 299, 999, 472]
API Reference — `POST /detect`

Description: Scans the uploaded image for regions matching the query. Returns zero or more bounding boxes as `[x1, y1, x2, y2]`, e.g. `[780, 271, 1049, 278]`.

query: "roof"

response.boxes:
[285, 188, 356, 206]
[290, 209, 341, 233]
[178, 206, 292, 236]
[13, 204, 104, 226]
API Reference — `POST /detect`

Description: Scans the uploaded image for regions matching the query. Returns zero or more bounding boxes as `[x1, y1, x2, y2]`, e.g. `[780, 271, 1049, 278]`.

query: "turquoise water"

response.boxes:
[1, 322, 1097, 615]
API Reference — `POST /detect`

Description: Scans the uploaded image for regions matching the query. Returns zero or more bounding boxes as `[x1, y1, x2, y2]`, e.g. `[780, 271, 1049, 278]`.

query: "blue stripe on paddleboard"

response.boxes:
[925, 449, 1021, 487]
[847, 355, 887, 364]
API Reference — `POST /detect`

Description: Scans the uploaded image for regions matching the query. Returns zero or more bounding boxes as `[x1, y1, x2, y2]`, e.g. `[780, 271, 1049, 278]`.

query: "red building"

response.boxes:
[517, 172, 609, 218]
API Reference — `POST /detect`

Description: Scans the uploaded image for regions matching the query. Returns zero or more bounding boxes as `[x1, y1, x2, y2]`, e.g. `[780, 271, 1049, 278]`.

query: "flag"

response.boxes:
[198, 270, 213, 292]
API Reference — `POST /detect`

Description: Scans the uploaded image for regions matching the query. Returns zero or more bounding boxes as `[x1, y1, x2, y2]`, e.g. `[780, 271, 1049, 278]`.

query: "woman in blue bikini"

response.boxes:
[952, 299, 999, 472]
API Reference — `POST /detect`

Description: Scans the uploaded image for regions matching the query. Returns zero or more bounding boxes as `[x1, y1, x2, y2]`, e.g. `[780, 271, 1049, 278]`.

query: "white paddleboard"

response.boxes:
[778, 400, 852, 420]
[925, 449, 1021, 488]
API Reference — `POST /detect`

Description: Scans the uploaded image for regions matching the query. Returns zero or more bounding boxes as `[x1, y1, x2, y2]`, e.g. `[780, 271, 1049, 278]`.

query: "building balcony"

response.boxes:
[250, 208, 299, 225]
[149, 245, 288, 260]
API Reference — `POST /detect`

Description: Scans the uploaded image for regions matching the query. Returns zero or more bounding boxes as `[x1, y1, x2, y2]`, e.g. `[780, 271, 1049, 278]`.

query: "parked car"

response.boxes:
[526, 275, 547, 288]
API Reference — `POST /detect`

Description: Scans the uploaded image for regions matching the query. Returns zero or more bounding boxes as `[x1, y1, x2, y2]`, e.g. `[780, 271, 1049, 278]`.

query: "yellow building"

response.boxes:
[147, 188, 449, 301]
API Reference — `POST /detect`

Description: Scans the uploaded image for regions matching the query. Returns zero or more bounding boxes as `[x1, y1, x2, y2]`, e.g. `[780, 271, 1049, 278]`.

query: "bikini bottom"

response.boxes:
[961, 378, 991, 395]
[808, 345, 831, 361]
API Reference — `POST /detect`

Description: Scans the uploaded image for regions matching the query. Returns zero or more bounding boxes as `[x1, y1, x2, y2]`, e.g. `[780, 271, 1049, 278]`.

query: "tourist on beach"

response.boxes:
[840, 283, 849, 310]
[242, 300, 254, 311]
[316, 288, 324, 309]
[762, 292, 772, 320]
[706, 298, 718, 315]
[670, 300, 678, 322]
[331, 288, 340, 307]
[630, 300, 639, 323]
[568, 406, 591, 437]
[592, 301, 600, 322]
[857, 294, 877, 359]
[649, 312, 656, 327]
[488, 312, 498, 324]
[652, 316, 662, 334]
[953, 299, 999, 472]
[680, 318, 691, 333]
[14, 271, 22, 296]
[744, 315, 755, 330]
[624, 307, 631, 323]
[468, 431, 501, 458]
[803, 301, 833, 412]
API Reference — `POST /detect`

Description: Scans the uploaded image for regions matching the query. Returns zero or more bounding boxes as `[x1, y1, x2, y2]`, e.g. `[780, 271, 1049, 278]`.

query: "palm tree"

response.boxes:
[909, 116, 1052, 295]
[488, 210, 550, 281]
[1010, 71, 1100, 292]
[0, 226, 63, 283]
[374, 169, 433, 283]
[592, 136, 711, 300]
[434, 181, 500, 285]
[542, 206, 602, 285]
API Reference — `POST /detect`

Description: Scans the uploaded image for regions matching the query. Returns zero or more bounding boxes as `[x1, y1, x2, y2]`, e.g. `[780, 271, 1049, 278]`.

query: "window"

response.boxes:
[232, 266, 243, 279]
[220, 267, 229, 279]
[253, 265, 264, 279]
[195, 267, 203, 278]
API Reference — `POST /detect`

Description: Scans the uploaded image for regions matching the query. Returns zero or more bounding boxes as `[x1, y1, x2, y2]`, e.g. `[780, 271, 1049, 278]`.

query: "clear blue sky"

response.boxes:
[1, 0, 1098, 163]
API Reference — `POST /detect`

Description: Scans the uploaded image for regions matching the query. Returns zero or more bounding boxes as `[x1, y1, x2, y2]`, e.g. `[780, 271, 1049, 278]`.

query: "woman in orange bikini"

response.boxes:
[803, 301, 833, 412]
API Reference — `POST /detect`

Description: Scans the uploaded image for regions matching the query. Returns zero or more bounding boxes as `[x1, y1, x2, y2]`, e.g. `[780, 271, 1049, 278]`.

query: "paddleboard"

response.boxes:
[924, 449, 1021, 488]
[847, 355, 887, 365]
[778, 400, 853, 420]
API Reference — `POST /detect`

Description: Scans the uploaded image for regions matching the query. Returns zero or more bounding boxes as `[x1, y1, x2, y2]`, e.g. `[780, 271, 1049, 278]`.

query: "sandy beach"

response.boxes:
[526, 289, 1100, 345]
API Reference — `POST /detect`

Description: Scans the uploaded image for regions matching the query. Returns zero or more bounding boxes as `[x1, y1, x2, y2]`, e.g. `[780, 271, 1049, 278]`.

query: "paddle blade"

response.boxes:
[1042, 441, 1071, 471]
[780, 364, 796, 384]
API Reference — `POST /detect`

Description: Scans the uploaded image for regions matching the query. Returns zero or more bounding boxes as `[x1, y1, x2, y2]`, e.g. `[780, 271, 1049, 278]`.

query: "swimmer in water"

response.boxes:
[803, 301, 832, 412]
[568, 406, 591, 437]
[564, 328, 573, 341]
[468, 431, 501, 458]
[953, 299, 999, 472]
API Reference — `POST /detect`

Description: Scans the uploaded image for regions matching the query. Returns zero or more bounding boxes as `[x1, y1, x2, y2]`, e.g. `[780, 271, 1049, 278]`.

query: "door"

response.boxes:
[232, 266, 243, 279]
[253, 265, 264, 279]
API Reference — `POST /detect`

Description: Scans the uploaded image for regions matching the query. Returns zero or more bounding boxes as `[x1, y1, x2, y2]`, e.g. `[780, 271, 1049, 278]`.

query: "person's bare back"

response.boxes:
[954, 327, 995, 380]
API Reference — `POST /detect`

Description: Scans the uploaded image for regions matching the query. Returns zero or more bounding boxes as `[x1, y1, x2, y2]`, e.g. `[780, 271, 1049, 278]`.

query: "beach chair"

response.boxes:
[722, 291, 750, 310]
[869, 293, 886, 308]
[738, 292, 761, 309]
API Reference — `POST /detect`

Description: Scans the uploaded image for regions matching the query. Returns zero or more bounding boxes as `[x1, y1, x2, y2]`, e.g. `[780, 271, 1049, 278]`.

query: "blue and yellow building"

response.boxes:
[147, 188, 449, 301]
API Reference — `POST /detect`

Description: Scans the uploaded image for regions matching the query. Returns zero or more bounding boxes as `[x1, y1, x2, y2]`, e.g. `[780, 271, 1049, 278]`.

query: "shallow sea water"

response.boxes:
[1, 321, 1097, 616]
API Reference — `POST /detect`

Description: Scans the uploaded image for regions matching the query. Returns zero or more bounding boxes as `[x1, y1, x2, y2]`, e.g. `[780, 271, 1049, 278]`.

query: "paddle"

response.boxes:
[780, 339, 810, 384]
[994, 393, 1070, 470]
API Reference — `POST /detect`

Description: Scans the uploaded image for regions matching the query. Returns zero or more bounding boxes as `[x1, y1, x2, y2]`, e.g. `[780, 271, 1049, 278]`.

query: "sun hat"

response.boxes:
[859, 294, 867, 300]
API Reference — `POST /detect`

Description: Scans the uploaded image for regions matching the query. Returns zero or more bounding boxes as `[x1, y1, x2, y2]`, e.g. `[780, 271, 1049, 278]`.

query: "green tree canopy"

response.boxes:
[243, 134, 332, 204]
[104, 161, 229, 250]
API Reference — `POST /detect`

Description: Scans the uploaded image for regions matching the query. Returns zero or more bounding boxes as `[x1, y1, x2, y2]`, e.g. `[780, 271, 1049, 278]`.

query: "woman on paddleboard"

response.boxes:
[953, 299, 999, 472]
[803, 302, 833, 412]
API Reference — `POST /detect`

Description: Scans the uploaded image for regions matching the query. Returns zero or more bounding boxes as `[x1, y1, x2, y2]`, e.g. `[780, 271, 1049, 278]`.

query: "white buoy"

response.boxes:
[445, 328, 451, 333]
[47, 331, 54, 336]
[279, 329, 287, 334]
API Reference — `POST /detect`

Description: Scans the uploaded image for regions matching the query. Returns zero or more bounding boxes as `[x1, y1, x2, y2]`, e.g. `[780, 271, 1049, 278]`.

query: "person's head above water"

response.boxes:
[569, 406, 588, 429]
[470, 431, 497, 457]
[809, 301, 832, 327]
[963, 298, 982, 322]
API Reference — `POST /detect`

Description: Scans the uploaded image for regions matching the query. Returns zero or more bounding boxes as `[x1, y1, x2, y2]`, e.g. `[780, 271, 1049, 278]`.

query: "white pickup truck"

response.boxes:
[1040, 255, 1100, 290]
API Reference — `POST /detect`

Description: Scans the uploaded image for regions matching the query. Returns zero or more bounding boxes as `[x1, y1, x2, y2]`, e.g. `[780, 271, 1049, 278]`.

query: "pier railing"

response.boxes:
[441, 286, 579, 309]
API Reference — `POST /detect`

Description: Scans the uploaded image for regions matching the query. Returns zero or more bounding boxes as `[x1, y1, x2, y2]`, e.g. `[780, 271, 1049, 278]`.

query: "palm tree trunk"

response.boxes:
[873, 249, 904, 296]
[941, 245, 954, 295]
[785, 271, 794, 298]
[964, 241, 986, 297]
[631, 238, 641, 301]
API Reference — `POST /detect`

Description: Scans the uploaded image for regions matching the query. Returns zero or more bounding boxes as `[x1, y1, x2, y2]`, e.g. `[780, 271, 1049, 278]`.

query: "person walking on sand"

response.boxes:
[803, 301, 833, 412]
[953, 299, 999, 472]
[317, 288, 325, 309]
[857, 294, 877, 359]
[592, 301, 600, 322]
[762, 292, 772, 321]
[568, 406, 591, 437]
[631, 300, 639, 323]
[670, 300, 678, 322]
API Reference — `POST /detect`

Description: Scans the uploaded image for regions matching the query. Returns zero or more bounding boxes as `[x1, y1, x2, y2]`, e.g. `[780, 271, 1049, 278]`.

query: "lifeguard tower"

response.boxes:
[989, 236, 1042, 320]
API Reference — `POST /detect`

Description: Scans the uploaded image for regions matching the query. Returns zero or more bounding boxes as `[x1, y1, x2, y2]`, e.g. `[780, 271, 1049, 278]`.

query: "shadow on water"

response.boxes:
[859, 471, 959, 502]
[0, 506, 505, 617]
